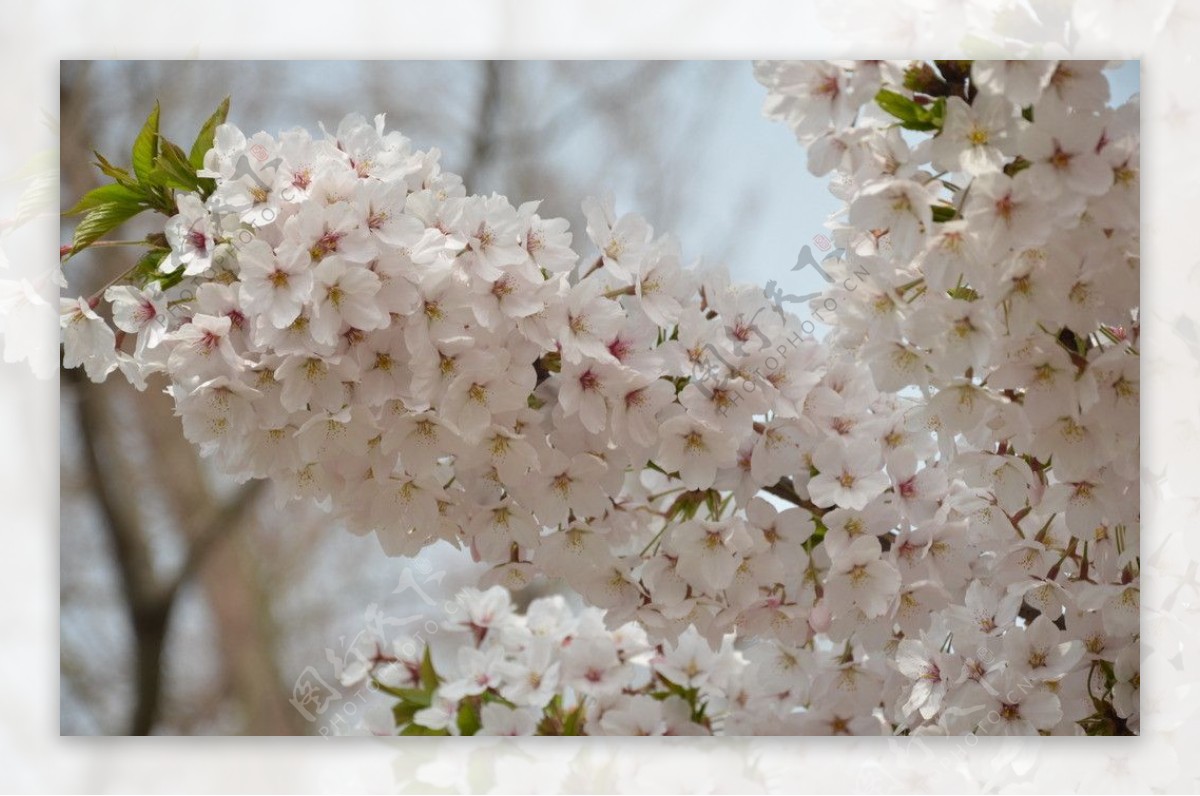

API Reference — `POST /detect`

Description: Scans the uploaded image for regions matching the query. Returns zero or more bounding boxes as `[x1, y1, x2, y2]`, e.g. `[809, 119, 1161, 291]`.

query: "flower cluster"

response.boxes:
[753, 59, 1139, 733]
[347, 586, 749, 736]
[61, 59, 1139, 735]
[64, 110, 909, 650]
[342, 584, 947, 736]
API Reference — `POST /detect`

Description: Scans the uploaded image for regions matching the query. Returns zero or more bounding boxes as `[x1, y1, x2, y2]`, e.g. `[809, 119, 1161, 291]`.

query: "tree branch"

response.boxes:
[763, 477, 828, 518]
[165, 478, 266, 602]
[66, 366, 167, 735]
[65, 365, 265, 734]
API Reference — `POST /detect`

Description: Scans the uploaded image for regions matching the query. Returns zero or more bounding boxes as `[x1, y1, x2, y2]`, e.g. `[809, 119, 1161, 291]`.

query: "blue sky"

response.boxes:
[670, 61, 1141, 313]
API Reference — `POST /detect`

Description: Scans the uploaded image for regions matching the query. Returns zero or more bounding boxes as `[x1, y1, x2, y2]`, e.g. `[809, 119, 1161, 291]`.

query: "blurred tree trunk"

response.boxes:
[67, 372, 168, 735]
[135, 387, 306, 734]
[62, 66, 303, 736]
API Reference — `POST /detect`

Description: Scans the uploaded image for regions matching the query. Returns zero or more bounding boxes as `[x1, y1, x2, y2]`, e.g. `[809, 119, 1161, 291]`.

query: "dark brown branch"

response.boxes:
[65, 366, 264, 734]
[67, 372, 157, 608]
[763, 477, 828, 518]
[165, 478, 265, 602]
[67, 367, 165, 735]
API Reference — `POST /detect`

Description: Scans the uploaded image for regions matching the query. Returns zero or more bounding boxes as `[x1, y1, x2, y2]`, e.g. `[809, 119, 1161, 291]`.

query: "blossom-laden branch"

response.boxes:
[347, 586, 796, 736]
[60, 59, 1139, 736]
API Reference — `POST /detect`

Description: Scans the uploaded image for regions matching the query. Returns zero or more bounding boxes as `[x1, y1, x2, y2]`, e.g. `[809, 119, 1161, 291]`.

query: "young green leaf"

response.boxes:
[926, 97, 947, 128]
[92, 151, 140, 190]
[389, 686, 434, 708]
[190, 96, 231, 169]
[129, 248, 171, 287]
[455, 699, 482, 736]
[398, 723, 450, 736]
[131, 101, 161, 185]
[392, 699, 420, 728]
[875, 89, 922, 124]
[69, 202, 146, 256]
[946, 285, 980, 302]
[930, 204, 958, 223]
[419, 646, 440, 692]
[561, 703, 586, 736]
[156, 266, 187, 292]
[152, 139, 202, 192]
[874, 89, 947, 132]
[63, 183, 145, 216]
[479, 690, 517, 709]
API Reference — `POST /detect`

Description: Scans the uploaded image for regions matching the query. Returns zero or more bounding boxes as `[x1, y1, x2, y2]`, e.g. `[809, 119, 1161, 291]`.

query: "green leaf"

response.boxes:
[92, 151, 140, 190]
[190, 96, 230, 169]
[399, 723, 450, 736]
[931, 204, 958, 223]
[157, 267, 186, 292]
[875, 89, 922, 124]
[456, 700, 481, 736]
[392, 700, 421, 728]
[905, 99, 946, 131]
[655, 674, 692, 701]
[665, 490, 702, 522]
[480, 690, 517, 709]
[926, 97, 947, 128]
[70, 202, 146, 256]
[151, 139, 201, 192]
[704, 489, 721, 518]
[874, 89, 946, 132]
[419, 646, 440, 692]
[131, 101, 161, 185]
[372, 680, 430, 703]
[536, 695, 563, 734]
[1097, 659, 1117, 689]
[63, 183, 145, 216]
[394, 686, 435, 708]
[130, 248, 171, 287]
[562, 703, 586, 736]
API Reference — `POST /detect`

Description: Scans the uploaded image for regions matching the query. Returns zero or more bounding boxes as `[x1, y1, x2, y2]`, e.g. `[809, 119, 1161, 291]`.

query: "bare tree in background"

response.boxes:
[59, 60, 736, 735]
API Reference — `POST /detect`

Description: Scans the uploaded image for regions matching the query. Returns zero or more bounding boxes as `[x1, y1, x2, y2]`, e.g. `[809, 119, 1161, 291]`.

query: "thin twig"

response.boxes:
[165, 479, 266, 601]
[762, 477, 828, 518]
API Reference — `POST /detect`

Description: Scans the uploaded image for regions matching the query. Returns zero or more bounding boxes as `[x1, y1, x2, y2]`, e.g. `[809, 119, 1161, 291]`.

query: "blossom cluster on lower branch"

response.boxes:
[345, 585, 752, 736]
[344, 585, 1135, 736]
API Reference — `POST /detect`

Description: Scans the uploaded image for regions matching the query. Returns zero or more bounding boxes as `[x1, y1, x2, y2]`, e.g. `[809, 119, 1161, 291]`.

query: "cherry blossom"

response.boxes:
[60, 297, 117, 382]
[60, 59, 1139, 736]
